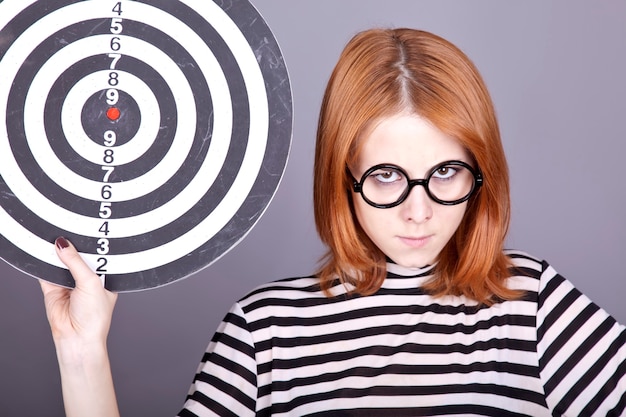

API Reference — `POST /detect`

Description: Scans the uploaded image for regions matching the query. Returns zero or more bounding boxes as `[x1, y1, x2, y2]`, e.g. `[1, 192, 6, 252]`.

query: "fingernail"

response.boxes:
[55, 237, 70, 250]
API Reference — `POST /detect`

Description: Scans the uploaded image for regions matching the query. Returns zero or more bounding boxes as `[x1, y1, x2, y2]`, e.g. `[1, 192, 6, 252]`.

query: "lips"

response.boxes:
[398, 235, 432, 248]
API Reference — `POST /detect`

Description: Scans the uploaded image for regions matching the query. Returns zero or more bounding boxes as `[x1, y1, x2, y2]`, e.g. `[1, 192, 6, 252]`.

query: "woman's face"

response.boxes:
[351, 113, 471, 268]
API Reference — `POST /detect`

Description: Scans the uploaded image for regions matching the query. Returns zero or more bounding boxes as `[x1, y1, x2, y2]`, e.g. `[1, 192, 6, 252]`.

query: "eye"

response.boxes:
[432, 165, 458, 180]
[370, 168, 403, 184]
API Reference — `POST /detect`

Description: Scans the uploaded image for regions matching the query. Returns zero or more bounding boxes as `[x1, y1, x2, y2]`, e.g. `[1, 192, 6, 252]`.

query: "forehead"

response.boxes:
[355, 113, 469, 175]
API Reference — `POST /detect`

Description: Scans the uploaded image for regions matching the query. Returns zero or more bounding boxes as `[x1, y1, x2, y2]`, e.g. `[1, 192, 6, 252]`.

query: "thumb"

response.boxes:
[55, 237, 103, 289]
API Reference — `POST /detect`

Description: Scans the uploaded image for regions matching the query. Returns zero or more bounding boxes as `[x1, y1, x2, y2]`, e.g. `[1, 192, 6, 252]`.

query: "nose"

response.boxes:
[401, 184, 433, 223]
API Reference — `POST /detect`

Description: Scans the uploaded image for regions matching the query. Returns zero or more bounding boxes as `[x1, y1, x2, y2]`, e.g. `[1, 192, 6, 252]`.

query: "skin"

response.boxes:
[351, 112, 471, 269]
[40, 239, 120, 417]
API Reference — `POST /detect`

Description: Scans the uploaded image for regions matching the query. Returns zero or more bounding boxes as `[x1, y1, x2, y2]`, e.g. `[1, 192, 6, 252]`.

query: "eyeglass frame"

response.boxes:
[350, 160, 483, 209]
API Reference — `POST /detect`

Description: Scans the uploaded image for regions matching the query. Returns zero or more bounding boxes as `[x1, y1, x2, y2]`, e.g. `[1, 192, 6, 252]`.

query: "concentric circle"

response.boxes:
[0, 0, 293, 291]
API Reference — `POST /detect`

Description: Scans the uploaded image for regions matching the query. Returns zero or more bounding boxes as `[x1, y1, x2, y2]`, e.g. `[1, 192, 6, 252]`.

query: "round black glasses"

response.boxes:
[351, 160, 483, 209]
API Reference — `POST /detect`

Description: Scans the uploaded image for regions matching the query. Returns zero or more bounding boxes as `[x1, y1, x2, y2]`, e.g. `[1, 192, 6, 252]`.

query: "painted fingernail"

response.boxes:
[55, 237, 70, 250]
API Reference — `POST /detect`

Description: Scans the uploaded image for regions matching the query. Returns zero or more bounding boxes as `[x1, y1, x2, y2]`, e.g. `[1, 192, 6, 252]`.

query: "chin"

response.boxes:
[389, 254, 435, 269]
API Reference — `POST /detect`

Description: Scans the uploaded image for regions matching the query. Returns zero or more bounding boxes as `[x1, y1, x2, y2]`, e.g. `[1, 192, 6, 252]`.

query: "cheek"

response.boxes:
[440, 203, 468, 235]
[353, 199, 387, 236]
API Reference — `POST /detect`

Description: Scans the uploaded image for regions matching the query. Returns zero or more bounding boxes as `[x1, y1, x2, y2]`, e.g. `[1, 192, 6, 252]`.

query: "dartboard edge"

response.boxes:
[0, 0, 293, 292]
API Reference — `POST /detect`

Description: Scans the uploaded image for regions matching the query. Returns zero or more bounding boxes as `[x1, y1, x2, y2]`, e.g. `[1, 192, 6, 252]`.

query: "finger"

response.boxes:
[39, 278, 70, 299]
[39, 278, 58, 296]
[54, 237, 102, 289]
[38, 278, 70, 330]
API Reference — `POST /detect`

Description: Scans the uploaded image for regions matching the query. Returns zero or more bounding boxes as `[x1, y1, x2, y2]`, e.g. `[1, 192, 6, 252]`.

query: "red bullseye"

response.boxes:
[106, 107, 121, 121]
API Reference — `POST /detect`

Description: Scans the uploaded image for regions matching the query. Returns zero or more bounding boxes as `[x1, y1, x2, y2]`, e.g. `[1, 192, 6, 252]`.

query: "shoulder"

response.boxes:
[505, 249, 544, 274]
[503, 250, 584, 303]
[503, 249, 564, 294]
[234, 275, 340, 315]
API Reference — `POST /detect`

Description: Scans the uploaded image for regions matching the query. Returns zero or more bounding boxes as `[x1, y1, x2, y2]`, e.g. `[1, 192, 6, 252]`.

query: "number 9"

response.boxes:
[106, 89, 119, 105]
[104, 130, 116, 147]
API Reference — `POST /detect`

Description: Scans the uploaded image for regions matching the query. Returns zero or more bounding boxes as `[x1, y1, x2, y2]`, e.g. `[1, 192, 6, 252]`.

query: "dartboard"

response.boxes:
[0, 0, 292, 291]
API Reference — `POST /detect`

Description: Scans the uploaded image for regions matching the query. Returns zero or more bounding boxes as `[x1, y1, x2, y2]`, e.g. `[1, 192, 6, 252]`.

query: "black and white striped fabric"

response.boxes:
[179, 251, 626, 416]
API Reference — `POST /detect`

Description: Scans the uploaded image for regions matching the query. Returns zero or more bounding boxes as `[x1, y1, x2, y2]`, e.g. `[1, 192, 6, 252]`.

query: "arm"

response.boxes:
[40, 237, 120, 417]
[536, 261, 626, 416]
[180, 303, 258, 416]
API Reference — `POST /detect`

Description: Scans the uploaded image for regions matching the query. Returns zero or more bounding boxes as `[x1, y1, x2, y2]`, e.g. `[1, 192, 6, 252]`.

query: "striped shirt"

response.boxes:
[179, 251, 626, 416]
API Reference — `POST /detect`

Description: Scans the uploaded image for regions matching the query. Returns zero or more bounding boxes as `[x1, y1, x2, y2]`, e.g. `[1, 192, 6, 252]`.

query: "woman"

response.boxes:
[41, 28, 625, 416]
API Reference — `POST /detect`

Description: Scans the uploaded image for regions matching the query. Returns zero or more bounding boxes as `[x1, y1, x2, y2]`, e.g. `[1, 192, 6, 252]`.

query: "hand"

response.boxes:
[40, 237, 118, 361]
[40, 237, 120, 417]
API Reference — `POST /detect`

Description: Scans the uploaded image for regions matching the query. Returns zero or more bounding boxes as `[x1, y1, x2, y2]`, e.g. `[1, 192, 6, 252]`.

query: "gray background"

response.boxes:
[1, 1, 625, 415]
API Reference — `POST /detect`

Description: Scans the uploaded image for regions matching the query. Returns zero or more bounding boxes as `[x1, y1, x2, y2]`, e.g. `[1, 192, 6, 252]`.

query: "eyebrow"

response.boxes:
[361, 159, 471, 176]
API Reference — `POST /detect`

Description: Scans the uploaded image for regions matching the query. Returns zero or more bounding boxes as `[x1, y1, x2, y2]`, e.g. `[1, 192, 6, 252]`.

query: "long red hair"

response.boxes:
[314, 28, 519, 304]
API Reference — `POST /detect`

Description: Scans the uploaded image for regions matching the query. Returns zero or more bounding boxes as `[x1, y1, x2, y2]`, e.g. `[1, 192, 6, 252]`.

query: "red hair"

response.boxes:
[314, 28, 519, 304]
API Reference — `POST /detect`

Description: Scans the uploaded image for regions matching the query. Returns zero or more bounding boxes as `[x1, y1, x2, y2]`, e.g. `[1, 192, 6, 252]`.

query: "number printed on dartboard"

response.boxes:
[97, 1, 125, 283]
